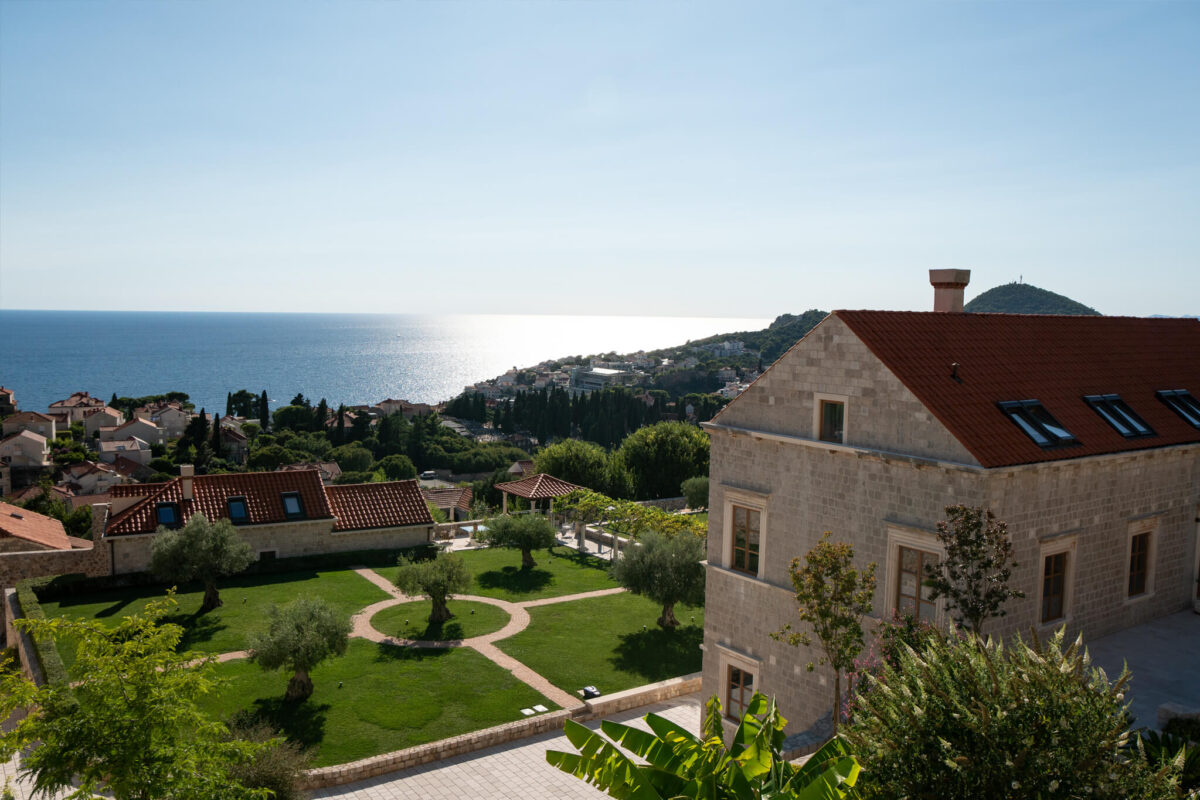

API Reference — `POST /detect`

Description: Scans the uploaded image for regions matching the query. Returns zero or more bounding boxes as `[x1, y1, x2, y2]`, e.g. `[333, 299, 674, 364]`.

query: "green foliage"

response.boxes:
[377, 453, 417, 480]
[483, 514, 558, 569]
[554, 488, 706, 538]
[272, 404, 316, 432]
[0, 596, 268, 800]
[1134, 730, 1200, 793]
[394, 552, 472, 625]
[334, 470, 379, 484]
[964, 281, 1100, 315]
[1165, 718, 1200, 743]
[150, 513, 255, 612]
[329, 442, 374, 473]
[533, 438, 609, 490]
[246, 443, 307, 470]
[247, 596, 352, 701]
[426, 501, 450, 524]
[610, 531, 705, 628]
[846, 628, 1180, 800]
[681, 476, 709, 509]
[615, 421, 709, 499]
[546, 692, 862, 799]
[15, 578, 69, 686]
[14, 480, 93, 538]
[225, 720, 313, 800]
[773, 533, 876, 735]
[923, 505, 1023, 635]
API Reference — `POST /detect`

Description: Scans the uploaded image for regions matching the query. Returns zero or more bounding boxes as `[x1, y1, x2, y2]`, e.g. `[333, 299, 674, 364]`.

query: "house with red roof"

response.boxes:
[0, 502, 73, 553]
[700, 271, 1200, 738]
[98, 417, 165, 446]
[101, 466, 435, 573]
[83, 406, 125, 438]
[1, 411, 57, 442]
[47, 391, 106, 423]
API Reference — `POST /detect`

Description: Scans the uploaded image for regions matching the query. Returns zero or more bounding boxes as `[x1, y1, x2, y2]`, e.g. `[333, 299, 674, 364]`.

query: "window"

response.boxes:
[1041, 551, 1068, 623]
[730, 505, 760, 576]
[819, 400, 844, 444]
[227, 496, 248, 524]
[1085, 394, 1154, 438]
[1157, 390, 1200, 429]
[155, 502, 181, 529]
[999, 400, 1077, 447]
[281, 492, 305, 519]
[896, 546, 938, 621]
[258, 550, 277, 563]
[726, 665, 755, 721]
[1128, 532, 1150, 597]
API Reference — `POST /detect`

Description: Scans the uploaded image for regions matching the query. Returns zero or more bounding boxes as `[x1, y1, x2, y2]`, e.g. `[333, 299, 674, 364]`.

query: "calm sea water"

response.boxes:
[0, 311, 769, 415]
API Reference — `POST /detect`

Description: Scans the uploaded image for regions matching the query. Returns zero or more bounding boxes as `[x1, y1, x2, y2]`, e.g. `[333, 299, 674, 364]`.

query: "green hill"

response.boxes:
[964, 282, 1099, 315]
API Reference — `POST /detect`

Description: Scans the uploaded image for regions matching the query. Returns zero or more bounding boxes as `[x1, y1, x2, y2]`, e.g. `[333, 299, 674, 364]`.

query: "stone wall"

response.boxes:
[578, 672, 701, 720]
[0, 542, 109, 591]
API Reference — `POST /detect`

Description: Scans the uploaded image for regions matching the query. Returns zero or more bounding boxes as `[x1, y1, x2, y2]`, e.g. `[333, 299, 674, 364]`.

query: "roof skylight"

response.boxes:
[998, 400, 1077, 448]
[1157, 390, 1200, 429]
[1084, 394, 1154, 438]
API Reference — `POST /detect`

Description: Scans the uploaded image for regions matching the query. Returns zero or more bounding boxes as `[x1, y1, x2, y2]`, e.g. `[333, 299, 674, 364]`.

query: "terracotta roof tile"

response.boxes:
[495, 473, 582, 500]
[326, 480, 433, 531]
[0, 501, 71, 550]
[106, 470, 332, 535]
[4, 411, 55, 423]
[835, 311, 1200, 468]
[422, 486, 473, 512]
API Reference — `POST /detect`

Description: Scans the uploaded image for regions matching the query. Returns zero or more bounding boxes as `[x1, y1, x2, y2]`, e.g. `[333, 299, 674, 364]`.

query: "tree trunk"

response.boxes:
[657, 601, 679, 629]
[286, 669, 313, 701]
[831, 670, 841, 737]
[521, 548, 536, 570]
[200, 581, 222, 612]
[430, 595, 453, 624]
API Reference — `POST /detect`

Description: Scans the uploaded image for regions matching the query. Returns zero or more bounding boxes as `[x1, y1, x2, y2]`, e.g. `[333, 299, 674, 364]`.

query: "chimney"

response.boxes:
[929, 269, 971, 313]
[180, 464, 194, 500]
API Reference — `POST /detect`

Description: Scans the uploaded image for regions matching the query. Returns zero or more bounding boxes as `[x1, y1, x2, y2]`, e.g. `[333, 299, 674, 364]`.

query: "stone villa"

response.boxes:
[700, 271, 1200, 735]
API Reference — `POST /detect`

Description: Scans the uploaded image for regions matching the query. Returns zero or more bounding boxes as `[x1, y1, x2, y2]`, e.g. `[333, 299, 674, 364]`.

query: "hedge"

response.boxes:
[14, 577, 69, 687]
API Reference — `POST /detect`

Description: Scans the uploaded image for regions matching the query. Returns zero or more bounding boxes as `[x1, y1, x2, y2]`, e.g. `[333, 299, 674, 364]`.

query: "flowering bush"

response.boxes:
[844, 627, 1182, 800]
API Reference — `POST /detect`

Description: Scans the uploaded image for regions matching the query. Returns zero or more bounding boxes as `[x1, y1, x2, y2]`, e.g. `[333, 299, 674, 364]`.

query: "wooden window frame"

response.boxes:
[1037, 535, 1077, 628]
[885, 525, 946, 625]
[1125, 519, 1158, 603]
[813, 392, 849, 445]
[721, 487, 769, 581]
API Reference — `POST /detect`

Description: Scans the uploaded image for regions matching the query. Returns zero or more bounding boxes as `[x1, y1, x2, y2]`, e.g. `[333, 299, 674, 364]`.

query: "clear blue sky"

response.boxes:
[1, 1, 1196, 317]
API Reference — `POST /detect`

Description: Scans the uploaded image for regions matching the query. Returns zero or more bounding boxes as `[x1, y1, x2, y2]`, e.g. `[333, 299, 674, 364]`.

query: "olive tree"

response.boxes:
[248, 597, 351, 701]
[609, 531, 705, 628]
[151, 513, 254, 612]
[394, 551, 471, 624]
[483, 513, 557, 569]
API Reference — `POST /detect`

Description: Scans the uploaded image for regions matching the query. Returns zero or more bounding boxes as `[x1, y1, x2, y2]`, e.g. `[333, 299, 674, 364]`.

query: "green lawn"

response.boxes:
[384, 546, 619, 602]
[371, 599, 510, 641]
[198, 639, 555, 767]
[496, 592, 704, 696]
[40, 568, 390, 673]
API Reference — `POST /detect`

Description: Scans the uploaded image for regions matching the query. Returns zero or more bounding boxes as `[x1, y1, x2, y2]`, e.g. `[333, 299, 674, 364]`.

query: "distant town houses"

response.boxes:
[134, 401, 191, 439]
[82, 406, 125, 438]
[0, 387, 17, 417]
[99, 417, 166, 446]
[280, 461, 343, 485]
[57, 460, 127, 496]
[0, 430, 51, 470]
[2, 411, 58, 441]
[47, 391, 106, 422]
[97, 436, 151, 466]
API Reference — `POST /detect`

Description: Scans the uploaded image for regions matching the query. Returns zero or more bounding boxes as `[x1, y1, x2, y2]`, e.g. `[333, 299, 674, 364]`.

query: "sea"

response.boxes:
[0, 310, 770, 416]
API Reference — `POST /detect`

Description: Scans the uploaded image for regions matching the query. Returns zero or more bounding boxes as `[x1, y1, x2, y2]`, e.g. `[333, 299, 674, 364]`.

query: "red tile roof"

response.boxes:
[835, 311, 1200, 468]
[0, 501, 71, 550]
[326, 480, 434, 531]
[111, 482, 168, 498]
[4, 411, 55, 423]
[106, 470, 332, 535]
[49, 392, 104, 409]
[495, 473, 582, 500]
[422, 486, 473, 512]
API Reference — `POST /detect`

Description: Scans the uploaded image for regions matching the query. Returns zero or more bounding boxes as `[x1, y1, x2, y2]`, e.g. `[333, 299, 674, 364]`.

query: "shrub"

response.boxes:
[1165, 718, 1200, 743]
[226, 720, 313, 800]
[846, 627, 1181, 800]
[680, 476, 708, 510]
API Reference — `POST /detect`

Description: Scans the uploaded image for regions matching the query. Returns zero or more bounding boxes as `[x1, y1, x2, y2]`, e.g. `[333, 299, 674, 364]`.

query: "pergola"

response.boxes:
[493, 473, 582, 514]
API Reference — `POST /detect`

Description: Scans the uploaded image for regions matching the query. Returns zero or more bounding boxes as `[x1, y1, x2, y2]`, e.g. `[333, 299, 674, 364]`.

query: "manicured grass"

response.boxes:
[40, 568, 390, 673]
[384, 546, 619, 602]
[371, 600, 510, 641]
[198, 639, 555, 767]
[497, 592, 704, 696]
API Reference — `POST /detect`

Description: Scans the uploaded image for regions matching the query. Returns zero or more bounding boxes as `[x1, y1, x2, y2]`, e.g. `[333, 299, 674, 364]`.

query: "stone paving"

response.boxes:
[309, 693, 704, 800]
[1087, 608, 1200, 730]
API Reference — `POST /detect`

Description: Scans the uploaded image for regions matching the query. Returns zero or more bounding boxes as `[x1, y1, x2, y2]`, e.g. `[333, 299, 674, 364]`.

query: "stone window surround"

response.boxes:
[1125, 515, 1160, 604]
[813, 392, 849, 444]
[883, 523, 947, 626]
[720, 486, 770, 581]
[714, 642, 762, 721]
[1036, 533, 1078, 629]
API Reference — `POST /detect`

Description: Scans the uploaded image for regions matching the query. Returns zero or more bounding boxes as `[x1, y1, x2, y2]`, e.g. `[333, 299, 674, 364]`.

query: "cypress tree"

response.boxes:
[258, 391, 269, 430]
[211, 412, 224, 457]
[225, 392, 232, 417]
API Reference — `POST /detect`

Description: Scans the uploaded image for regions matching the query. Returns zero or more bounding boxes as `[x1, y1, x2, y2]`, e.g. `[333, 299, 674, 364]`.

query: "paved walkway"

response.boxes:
[310, 693, 704, 800]
[1088, 608, 1200, 730]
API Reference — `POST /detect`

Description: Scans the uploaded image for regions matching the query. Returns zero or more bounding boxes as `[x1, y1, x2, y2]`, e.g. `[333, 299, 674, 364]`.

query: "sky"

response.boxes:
[0, 1, 1197, 318]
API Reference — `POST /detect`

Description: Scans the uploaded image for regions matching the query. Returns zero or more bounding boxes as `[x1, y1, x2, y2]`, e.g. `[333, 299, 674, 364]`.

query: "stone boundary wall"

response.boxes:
[578, 672, 702, 720]
[1158, 702, 1200, 731]
[636, 496, 688, 512]
[3, 588, 45, 684]
[300, 709, 573, 789]
[301, 674, 704, 789]
[0, 543, 108, 592]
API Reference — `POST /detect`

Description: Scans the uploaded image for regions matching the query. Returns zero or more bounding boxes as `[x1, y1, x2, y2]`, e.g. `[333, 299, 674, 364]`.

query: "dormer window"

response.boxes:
[227, 496, 249, 524]
[281, 492, 305, 520]
[1157, 390, 1200, 429]
[1084, 394, 1154, 438]
[155, 502, 181, 529]
[998, 400, 1077, 447]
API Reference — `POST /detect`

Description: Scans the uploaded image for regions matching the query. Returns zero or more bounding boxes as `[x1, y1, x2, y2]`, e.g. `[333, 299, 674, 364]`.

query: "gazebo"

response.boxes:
[493, 473, 582, 515]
